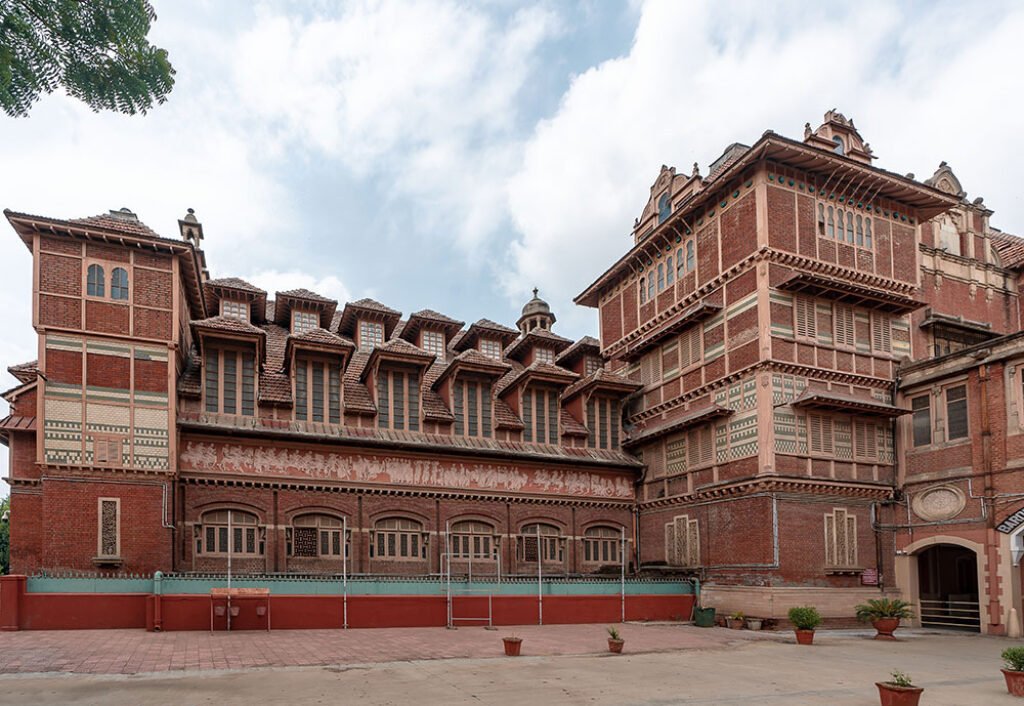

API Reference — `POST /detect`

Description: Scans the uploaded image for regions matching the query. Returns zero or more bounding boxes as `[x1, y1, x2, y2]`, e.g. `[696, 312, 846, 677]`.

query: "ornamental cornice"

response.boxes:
[638, 475, 893, 510]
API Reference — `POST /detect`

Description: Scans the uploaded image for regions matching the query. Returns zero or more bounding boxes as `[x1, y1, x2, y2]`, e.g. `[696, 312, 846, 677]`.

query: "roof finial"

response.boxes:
[533, 287, 539, 298]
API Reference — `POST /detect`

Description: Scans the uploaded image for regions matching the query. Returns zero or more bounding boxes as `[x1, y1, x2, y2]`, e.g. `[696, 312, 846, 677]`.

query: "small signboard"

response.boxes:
[861, 568, 879, 586]
[998, 508, 1024, 534]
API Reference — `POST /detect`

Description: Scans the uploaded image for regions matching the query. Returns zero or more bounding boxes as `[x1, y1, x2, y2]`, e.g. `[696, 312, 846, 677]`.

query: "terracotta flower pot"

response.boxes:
[872, 617, 900, 640]
[727, 618, 744, 630]
[794, 629, 815, 645]
[608, 638, 624, 654]
[876, 682, 923, 706]
[502, 637, 522, 657]
[1003, 669, 1024, 697]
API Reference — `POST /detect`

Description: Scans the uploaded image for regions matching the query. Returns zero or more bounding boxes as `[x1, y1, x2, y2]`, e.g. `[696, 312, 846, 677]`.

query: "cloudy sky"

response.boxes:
[1, 0, 1022, 487]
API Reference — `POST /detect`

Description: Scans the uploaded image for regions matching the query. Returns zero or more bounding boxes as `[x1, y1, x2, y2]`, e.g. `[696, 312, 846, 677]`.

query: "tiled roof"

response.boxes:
[206, 277, 265, 294]
[178, 352, 202, 398]
[563, 368, 642, 400]
[555, 335, 601, 365]
[376, 337, 436, 359]
[991, 231, 1024, 269]
[560, 409, 589, 438]
[278, 288, 336, 304]
[261, 324, 292, 405]
[422, 389, 455, 421]
[191, 315, 266, 336]
[496, 361, 578, 396]
[475, 318, 518, 334]
[180, 413, 641, 469]
[504, 328, 573, 361]
[350, 298, 400, 316]
[71, 211, 164, 239]
[0, 414, 36, 433]
[288, 327, 355, 350]
[432, 348, 511, 389]
[412, 309, 463, 325]
[7, 360, 38, 384]
[493, 398, 524, 430]
[343, 351, 377, 415]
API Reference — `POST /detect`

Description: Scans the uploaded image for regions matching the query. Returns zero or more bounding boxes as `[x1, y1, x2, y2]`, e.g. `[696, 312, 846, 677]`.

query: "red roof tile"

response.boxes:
[0, 414, 36, 432]
[7, 360, 38, 384]
[71, 210, 164, 239]
[192, 315, 266, 336]
[560, 409, 589, 438]
[555, 335, 601, 365]
[206, 277, 265, 294]
[991, 231, 1024, 269]
[493, 398, 524, 430]
[278, 288, 337, 304]
[563, 368, 642, 400]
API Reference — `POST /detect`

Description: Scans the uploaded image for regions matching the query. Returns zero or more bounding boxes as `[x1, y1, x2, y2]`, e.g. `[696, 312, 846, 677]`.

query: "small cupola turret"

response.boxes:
[517, 288, 556, 334]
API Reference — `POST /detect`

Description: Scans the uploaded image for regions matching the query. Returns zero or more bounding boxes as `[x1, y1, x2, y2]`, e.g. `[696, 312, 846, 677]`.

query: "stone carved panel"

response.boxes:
[912, 485, 966, 522]
[180, 440, 634, 500]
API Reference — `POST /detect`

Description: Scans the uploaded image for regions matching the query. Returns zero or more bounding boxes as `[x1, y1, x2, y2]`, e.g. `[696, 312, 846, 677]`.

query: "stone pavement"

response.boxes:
[0, 622, 741, 675]
[0, 629, 1017, 706]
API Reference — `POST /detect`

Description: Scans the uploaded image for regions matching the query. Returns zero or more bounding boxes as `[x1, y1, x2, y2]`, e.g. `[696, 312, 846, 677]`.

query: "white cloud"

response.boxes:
[504, 0, 1024, 336]
[230, 0, 561, 250]
[246, 269, 351, 304]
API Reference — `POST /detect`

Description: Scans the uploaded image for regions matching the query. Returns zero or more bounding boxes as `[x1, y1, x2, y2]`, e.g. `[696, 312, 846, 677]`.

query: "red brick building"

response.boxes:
[575, 111, 1023, 632]
[3, 110, 1023, 633]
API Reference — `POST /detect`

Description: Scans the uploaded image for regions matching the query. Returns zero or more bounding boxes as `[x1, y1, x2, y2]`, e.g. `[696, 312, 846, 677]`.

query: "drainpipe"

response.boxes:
[979, 363, 1001, 631]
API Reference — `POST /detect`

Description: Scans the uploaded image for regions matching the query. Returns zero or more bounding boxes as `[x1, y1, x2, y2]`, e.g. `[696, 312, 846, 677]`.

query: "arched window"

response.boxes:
[87, 264, 105, 297]
[855, 216, 864, 246]
[657, 193, 671, 224]
[676, 248, 685, 279]
[685, 240, 695, 271]
[846, 211, 855, 242]
[665, 256, 674, 286]
[520, 523, 562, 562]
[110, 267, 129, 300]
[646, 270, 655, 302]
[865, 217, 873, 248]
[832, 136, 845, 155]
[639, 278, 646, 304]
[372, 517, 426, 559]
[827, 206, 835, 238]
[197, 509, 263, 556]
[289, 514, 348, 558]
[583, 526, 622, 564]
[450, 520, 497, 560]
[656, 263, 665, 292]
[817, 204, 826, 236]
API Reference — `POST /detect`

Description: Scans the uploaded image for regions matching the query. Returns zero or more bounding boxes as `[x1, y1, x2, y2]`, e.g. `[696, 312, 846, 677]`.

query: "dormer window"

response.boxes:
[221, 300, 249, 321]
[832, 136, 845, 155]
[293, 310, 319, 334]
[535, 347, 554, 365]
[359, 320, 384, 351]
[421, 330, 445, 358]
[480, 338, 502, 360]
[584, 356, 602, 376]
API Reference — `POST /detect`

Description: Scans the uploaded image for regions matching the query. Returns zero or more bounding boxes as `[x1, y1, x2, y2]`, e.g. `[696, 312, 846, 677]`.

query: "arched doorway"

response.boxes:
[917, 544, 980, 631]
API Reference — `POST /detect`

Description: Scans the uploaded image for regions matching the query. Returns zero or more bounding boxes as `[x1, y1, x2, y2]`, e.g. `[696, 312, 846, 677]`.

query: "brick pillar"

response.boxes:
[0, 575, 27, 631]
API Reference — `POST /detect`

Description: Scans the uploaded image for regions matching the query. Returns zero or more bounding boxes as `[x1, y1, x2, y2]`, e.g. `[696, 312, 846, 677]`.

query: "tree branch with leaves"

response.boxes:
[0, 0, 175, 117]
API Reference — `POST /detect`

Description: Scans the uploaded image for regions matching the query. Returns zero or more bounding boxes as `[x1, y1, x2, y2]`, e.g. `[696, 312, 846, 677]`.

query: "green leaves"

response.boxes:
[0, 0, 175, 117]
[854, 598, 915, 622]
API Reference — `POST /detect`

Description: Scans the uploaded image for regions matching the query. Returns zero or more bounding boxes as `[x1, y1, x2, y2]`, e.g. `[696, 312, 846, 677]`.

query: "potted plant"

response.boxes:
[727, 611, 745, 629]
[746, 616, 763, 631]
[876, 670, 923, 706]
[502, 634, 522, 656]
[788, 606, 821, 645]
[1001, 646, 1024, 696]
[855, 598, 914, 640]
[607, 626, 624, 653]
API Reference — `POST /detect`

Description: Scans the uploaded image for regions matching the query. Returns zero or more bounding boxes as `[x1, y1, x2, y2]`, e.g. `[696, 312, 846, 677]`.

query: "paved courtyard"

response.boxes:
[0, 625, 1017, 705]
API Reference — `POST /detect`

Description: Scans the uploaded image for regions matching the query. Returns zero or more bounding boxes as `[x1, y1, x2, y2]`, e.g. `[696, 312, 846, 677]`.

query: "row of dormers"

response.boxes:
[180, 277, 641, 450]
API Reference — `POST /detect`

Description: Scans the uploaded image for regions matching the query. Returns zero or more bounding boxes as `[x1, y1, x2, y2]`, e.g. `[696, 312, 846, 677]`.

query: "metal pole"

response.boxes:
[343, 516, 348, 630]
[445, 522, 452, 629]
[537, 526, 543, 626]
[620, 527, 626, 624]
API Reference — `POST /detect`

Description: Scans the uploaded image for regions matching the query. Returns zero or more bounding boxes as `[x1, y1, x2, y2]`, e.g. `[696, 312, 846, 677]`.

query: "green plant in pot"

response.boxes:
[876, 670, 923, 706]
[788, 606, 821, 645]
[727, 610, 745, 630]
[1002, 646, 1024, 697]
[607, 626, 624, 654]
[855, 598, 914, 641]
